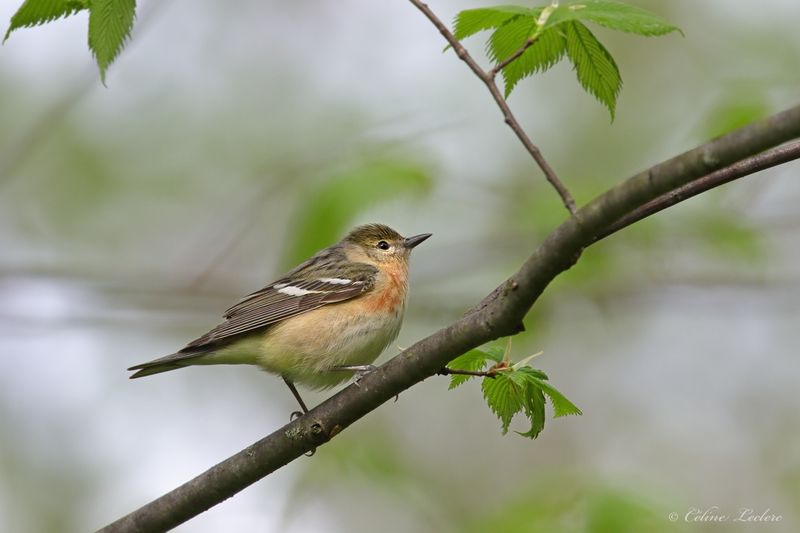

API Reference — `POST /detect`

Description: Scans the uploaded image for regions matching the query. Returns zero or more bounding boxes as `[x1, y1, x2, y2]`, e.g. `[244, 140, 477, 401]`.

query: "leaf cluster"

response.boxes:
[453, 1, 680, 118]
[5, 0, 136, 83]
[447, 342, 581, 439]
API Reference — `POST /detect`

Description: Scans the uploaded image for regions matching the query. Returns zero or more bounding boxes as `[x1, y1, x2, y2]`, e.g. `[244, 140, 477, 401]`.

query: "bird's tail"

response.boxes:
[127, 350, 207, 379]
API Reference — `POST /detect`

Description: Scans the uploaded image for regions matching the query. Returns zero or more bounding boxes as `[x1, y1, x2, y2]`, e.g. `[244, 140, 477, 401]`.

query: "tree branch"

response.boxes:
[408, 0, 577, 215]
[594, 140, 800, 242]
[99, 104, 800, 533]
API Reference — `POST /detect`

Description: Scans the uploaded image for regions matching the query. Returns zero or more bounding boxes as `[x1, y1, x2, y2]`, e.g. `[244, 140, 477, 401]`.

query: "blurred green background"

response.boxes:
[1, 1, 799, 531]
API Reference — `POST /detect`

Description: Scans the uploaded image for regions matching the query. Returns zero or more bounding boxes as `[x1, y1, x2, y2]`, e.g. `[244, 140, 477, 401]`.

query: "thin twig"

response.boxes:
[488, 36, 538, 80]
[437, 367, 498, 378]
[408, 0, 577, 214]
[595, 141, 800, 242]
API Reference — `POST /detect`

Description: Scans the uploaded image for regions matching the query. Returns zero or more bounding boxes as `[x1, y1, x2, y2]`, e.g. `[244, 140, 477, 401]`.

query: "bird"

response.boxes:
[128, 223, 431, 414]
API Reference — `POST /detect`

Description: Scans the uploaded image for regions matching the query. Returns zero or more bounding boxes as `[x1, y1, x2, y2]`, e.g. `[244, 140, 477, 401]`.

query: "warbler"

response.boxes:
[128, 223, 431, 413]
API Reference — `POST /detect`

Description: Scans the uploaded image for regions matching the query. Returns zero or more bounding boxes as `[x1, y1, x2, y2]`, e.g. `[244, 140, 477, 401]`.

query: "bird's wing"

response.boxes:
[183, 261, 378, 349]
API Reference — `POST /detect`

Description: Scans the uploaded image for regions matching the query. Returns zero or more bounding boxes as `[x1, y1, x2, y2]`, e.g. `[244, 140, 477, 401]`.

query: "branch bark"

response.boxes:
[594, 140, 800, 242]
[99, 104, 800, 533]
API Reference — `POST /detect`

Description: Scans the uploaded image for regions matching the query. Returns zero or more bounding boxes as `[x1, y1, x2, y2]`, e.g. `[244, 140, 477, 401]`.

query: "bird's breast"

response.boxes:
[361, 265, 407, 315]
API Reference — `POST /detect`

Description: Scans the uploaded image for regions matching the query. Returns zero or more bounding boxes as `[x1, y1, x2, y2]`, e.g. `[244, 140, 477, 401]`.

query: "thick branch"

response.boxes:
[408, 0, 576, 214]
[594, 140, 800, 242]
[100, 104, 800, 533]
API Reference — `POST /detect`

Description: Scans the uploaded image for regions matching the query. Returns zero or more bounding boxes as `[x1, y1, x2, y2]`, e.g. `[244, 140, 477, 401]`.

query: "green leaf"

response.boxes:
[568, 0, 682, 37]
[528, 375, 583, 418]
[482, 373, 524, 434]
[88, 0, 136, 83]
[518, 384, 546, 438]
[285, 157, 433, 267]
[515, 366, 548, 381]
[509, 367, 581, 437]
[4, 0, 87, 41]
[487, 12, 538, 64]
[482, 344, 506, 363]
[452, 5, 537, 41]
[465, 349, 581, 438]
[500, 28, 566, 97]
[447, 349, 491, 389]
[564, 21, 621, 119]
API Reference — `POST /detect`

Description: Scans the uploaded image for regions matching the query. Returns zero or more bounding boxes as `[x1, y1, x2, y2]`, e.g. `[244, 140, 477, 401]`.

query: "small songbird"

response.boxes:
[128, 223, 431, 414]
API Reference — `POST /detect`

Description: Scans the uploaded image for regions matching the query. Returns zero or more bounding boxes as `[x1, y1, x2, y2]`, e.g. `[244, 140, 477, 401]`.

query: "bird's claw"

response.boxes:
[288, 411, 316, 456]
[332, 364, 378, 387]
[353, 364, 377, 386]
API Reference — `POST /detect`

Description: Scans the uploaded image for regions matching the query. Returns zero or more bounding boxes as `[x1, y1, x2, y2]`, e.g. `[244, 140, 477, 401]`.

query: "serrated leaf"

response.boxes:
[569, 0, 681, 37]
[518, 385, 545, 438]
[482, 345, 506, 363]
[536, 3, 584, 30]
[487, 12, 538, 64]
[506, 369, 546, 437]
[452, 5, 537, 41]
[528, 376, 583, 417]
[500, 28, 566, 97]
[482, 374, 524, 434]
[564, 21, 621, 120]
[88, 0, 136, 83]
[447, 349, 491, 389]
[4, 0, 87, 41]
[514, 365, 548, 381]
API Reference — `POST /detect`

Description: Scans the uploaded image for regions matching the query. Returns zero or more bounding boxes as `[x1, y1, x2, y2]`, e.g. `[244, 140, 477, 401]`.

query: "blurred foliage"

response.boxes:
[284, 156, 434, 266]
[703, 90, 772, 140]
[682, 210, 765, 263]
[291, 433, 689, 533]
[284, 422, 459, 531]
[464, 480, 682, 533]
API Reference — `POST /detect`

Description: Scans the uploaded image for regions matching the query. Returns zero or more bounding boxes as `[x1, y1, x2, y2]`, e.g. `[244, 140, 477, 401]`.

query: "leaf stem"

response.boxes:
[437, 367, 499, 378]
[488, 36, 539, 80]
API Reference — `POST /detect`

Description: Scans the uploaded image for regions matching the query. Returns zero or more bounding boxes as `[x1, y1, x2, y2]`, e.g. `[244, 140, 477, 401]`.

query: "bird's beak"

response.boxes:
[404, 233, 432, 249]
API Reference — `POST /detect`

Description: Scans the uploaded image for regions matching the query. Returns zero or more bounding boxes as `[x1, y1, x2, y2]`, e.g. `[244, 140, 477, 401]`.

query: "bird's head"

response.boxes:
[343, 223, 431, 266]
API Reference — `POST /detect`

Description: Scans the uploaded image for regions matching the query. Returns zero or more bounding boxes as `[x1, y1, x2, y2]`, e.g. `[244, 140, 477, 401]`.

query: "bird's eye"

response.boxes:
[377, 240, 390, 250]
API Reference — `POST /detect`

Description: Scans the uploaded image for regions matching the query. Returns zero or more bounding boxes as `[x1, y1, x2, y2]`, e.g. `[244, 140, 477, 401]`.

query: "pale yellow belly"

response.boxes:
[260, 302, 403, 389]
[207, 300, 404, 389]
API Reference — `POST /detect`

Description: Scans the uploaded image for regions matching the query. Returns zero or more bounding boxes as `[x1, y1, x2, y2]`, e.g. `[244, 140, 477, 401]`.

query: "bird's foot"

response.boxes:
[333, 364, 377, 387]
[288, 411, 316, 456]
